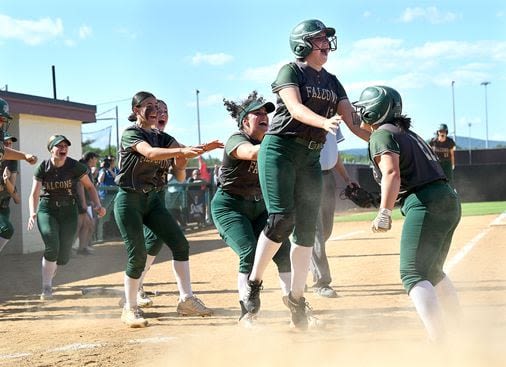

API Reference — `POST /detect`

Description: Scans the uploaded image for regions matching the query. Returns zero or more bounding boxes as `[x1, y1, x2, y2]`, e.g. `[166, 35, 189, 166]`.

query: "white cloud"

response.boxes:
[191, 52, 234, 66]
[400, 6, 459, 24]
[79, 25, 92, 39]
[327, 37, 506, 88]
[0, 14, 63, 45]
[240, 61, 287, 84]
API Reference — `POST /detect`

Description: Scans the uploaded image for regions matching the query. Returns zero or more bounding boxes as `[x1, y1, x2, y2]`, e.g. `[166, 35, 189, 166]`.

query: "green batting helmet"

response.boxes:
[289, 19, 336, 58]
[0, 98, 13, 121]
[438, 123, 448, 132]
[353, 86, 403, 126]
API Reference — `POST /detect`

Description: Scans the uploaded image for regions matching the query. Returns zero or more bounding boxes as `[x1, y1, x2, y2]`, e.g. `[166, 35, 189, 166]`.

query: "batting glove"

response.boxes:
[372, 208, 392, 233]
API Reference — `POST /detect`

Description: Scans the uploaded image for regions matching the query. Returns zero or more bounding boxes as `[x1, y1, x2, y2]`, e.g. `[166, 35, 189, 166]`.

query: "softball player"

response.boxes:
[354, 85, 461, 341]
[27, 135, 106, 301]
[243, 19, 369, 330]
[429, 124, 456, 185]
[0, 98, 38, 253]
[134, 99, 223, 310]
[211, 92, 291, 325]
[115, 91, 219, 328]
[0, 133, 20, 253]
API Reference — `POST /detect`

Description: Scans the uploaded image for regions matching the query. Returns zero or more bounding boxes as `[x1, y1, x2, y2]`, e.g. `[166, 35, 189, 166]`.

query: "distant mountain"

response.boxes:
[342, 136, 506, 158]
[454, 136, 506, 150]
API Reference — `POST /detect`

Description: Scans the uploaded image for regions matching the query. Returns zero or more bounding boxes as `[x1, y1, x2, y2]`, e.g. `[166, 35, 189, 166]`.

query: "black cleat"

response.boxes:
[282, 293, 310, 330]
[244, 280, 263, 314]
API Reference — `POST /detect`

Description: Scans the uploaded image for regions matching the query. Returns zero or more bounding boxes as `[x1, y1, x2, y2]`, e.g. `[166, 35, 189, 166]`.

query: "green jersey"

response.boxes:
[219, 132, 262, 199]
[270, 61, 348, 143]
[34, 158, 87, 200]
[0, 160, 18, 208]
[368, 123, 445, 198]
[155, 130, 180, 189]
[429, 137, 455, 162]
[115, 125, 172, 192]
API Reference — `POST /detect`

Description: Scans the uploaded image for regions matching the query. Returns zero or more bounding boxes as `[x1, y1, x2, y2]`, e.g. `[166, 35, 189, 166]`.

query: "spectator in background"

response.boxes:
[107, 155, 120, 175]
[167, 168, 187, 229]
[76, 151, 99, 255]
[96, 157, 118, 242]
[187, 169, 207, 227]
[429, 124, 456, 186]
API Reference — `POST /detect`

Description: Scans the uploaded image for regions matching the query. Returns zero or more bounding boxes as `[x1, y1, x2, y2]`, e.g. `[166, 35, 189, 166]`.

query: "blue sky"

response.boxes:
[1, 0, 505, 157]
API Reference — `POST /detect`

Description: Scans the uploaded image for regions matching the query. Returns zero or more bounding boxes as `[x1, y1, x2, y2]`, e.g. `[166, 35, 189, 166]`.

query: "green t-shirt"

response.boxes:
[116, 125, 177, 192]
[368, 123, 445, 197]
[269, 61, 348, 143]
[34, 157, 87, 200]
[0, 160, 18, 207]
[155, 130, 180, 189]
[218, 131, 262, 198]
[429, 137, 455, 162]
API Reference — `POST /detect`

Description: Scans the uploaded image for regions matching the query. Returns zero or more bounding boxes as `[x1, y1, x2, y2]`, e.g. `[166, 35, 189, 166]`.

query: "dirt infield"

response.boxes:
[1, 213, 505, 367]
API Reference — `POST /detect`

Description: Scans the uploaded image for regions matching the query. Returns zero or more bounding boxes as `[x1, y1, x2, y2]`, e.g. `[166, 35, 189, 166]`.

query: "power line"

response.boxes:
[96, 97, 130, 106]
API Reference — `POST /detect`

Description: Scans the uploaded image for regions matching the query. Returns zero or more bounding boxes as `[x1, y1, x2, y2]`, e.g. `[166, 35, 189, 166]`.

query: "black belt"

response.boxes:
[322, 169, 333, 175]
[293, 137, 324, 150]
[223, 190, 263, 202]
[121, 186, 156, 194]
[41, 197, 76, 207]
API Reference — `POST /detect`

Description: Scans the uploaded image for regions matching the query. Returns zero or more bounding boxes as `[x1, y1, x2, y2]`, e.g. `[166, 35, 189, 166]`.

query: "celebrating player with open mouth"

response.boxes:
[243, 19, 369, 330]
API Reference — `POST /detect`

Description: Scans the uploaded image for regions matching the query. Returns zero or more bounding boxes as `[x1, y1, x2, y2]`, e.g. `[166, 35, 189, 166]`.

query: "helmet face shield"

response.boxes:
[307, 34, 337, 53]
[351, 104, 365, 126]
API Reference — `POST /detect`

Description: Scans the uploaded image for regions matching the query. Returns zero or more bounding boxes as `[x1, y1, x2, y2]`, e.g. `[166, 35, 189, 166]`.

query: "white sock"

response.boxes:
[249, 231, 281, 281]
[237, 272, 249, 300]
[290, 244, 313, 299]
[409, 280, 446, 342]
[124, 274, 140, 309]
[435, 276, 461, 329]
[172, 260, 193, 301]
[138, 255, 156, 291]
[0, 237, 9, 253]
[278, 272, 291, 296]
[41, 257, 57, 288]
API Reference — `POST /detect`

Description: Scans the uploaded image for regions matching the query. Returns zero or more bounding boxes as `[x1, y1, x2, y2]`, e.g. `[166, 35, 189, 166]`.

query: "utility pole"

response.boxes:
[196, 89, 201, 145]
[451, 81, 456, 143]
[480, 81, 490, 149]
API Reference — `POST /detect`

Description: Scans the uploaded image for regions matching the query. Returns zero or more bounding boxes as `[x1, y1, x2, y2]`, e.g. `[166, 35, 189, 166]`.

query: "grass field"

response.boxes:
[334, 201, 506, 223]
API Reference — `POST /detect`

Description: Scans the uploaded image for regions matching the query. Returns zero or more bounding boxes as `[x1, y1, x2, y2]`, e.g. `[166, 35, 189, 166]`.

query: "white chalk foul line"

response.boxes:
[490, 211, 506, 226]
[0, 352, 31, 360]
[49, 342, 105, 353]
[0, 336, 178, 361]
[329, 230, 365, 241]
[444, 211, 506, 274]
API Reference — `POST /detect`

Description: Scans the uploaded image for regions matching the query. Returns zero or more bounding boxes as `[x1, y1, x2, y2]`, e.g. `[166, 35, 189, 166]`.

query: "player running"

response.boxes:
[354, 85, 461, 342]
[115, 91, 220, 328]
[243, 19, 369, 330]
[211, 91, 291, 326]
[132, 98, 223, 310]
[28, 135, 106, 300]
